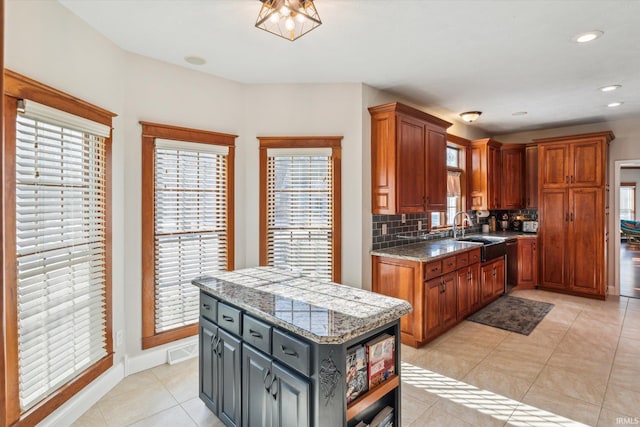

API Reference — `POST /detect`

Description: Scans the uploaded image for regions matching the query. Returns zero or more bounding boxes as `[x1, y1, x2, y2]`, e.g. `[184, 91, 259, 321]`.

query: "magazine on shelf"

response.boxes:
[369, 405, 394, 427]
[365, 333, 396, 389]
[346, 344, 369, 403]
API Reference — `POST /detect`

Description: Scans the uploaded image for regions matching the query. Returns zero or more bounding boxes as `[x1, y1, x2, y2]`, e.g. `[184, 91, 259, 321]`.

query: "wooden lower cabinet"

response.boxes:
[480, 256, 505, 305]
[517, 237, 538, 288]
[373, 247, 491, 347]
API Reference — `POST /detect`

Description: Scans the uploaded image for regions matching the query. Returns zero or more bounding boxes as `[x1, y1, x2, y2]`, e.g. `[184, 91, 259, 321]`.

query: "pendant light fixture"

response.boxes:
[256, 0, 322, 41]
[459, 111, 482, 123]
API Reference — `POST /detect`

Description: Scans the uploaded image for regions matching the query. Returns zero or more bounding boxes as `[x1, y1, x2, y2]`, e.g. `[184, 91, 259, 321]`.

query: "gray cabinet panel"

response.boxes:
[219, 329, 242, 427]
[273, 362, 309, 427]
[199, 318, 219, 414]
[242, 344, 273, 427]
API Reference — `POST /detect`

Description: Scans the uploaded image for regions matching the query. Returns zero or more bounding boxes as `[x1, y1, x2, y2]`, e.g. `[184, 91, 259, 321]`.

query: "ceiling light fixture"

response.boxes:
[460, 111, 482, 123]
[512, 111, 528, 116]
[255, 0, 322, 41]
[599, 85, 621, 92]
[573, 30, 604, 43]
[607, 101, 624, 108]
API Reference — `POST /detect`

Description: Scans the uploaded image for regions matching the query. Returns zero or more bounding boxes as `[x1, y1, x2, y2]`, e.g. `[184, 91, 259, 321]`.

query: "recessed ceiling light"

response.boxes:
[512, 111, 528, 116]
[607, 101, 624, 108]
[184, 55, 206, 66]
[599, 85, 621, 92]
[573, 30, 604, 43]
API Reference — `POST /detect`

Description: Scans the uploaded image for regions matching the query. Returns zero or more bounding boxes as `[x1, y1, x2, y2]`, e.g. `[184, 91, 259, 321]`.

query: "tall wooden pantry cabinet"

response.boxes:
[535, 131, 614, 299]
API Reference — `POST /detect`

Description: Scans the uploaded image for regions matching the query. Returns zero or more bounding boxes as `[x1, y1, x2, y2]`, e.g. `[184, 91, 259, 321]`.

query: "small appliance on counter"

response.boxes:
[522, 221, 538, 233]
[511, 219, 522, 231]
[499, 213, 509, 231]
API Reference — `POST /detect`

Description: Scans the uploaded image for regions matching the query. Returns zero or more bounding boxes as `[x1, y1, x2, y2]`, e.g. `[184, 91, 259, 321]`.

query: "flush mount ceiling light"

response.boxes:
[599, 84, 622, 92]
[512, 111, 528, 116]
[607, 101, 624, 108]
[255, 0, 322, 41]
[573, 30, 604, 43]
[459, 111, 482, 123]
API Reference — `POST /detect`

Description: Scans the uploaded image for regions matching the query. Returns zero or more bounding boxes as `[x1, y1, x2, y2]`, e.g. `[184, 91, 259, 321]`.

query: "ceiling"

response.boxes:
[57, 0, 640, 135]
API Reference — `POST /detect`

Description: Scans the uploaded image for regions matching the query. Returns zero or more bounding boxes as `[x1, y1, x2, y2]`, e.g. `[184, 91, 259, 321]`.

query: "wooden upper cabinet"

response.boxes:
[525, 145, 538, 208]
[369, 102, 452, 214]
[470, 138, 502, 210]
[501, 144, 525, 209]
[536, 132, 613, 189]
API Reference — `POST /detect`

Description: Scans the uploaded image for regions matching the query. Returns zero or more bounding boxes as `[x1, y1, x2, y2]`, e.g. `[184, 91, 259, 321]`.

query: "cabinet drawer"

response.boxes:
[200, 293, 218, 323]
[272, 329, 311, 377]
[243, 314, 272, 354]
[456, 252, 469, 268]
[425, 260, 442, 280]
[468, 248, 481, 265]
[217, 302, 242, 336]
[442, 256, 457, 274]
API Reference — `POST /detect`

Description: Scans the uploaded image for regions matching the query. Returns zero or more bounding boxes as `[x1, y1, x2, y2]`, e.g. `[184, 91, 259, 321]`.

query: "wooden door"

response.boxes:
[517, 238, 538, 287]
[480, 263, 495, 303]
[273, 362, 310, 427]
[506, 239, 518, 286]
[492, 257, 505, 297]
[397, 114, 426, 212]
[456, 267, 471, 320]
[372, 257, 420, 343]
[571, 139, 603, 187]
[469, 262, 481, 311]
[488, 145, 501, 209]
[539, 189, 569, 289]
[219, 329, 242, 427]
[425, 277, 443, 339]
[501, 146, 525, 209]
[199, 318, 219, 414]
[469, 143, 487, 210]
[242, 344, 273, 426]
[370, 111, 396, 214]
[569, 188, 604, 295]
[426, 128, 447, 210]
[525, 145, 538, 208]
[441, 272, 457, 329]
[540, 143, 569, 188]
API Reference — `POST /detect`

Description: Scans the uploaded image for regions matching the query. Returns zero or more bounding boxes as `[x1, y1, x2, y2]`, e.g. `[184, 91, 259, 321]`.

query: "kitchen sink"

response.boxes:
[456, 236, 507, 262]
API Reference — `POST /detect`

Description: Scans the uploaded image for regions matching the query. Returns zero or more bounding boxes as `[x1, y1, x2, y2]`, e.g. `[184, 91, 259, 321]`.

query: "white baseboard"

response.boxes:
[40, 361, 125, 427]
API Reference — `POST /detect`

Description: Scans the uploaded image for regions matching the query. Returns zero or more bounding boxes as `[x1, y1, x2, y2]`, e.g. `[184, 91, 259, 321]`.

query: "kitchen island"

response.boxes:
[193, 267, 412, 427]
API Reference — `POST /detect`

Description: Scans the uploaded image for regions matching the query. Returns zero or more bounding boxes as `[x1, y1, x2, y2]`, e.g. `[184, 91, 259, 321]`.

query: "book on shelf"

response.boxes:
[354, 421, 368, 427]
[346, 344, 369, 403]
[369, 405, 394, 427]
[365, 333, 396, 389]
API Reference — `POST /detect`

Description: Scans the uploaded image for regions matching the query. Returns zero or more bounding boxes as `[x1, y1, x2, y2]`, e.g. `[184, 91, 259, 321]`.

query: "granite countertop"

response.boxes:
[370, 231, 537, 262]
[192, 267, 412, 345]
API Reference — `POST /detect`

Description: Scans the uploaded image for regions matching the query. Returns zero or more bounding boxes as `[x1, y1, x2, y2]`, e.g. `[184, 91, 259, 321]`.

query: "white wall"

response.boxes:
[496, 117, 640, 294]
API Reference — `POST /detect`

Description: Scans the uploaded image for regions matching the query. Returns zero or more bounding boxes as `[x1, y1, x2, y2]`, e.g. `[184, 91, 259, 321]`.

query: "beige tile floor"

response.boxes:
[72, 289, 640, 427]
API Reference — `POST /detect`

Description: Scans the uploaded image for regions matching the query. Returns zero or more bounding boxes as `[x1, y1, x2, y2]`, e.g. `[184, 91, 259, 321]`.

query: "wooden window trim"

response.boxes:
[2, 70, 116, 427]
[140, 121, 236, 350]
[258, 136, 342, 283]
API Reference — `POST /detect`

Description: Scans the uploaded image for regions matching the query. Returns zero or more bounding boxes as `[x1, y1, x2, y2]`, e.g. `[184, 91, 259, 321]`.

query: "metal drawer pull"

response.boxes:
[430, 267, 439, 272]
[280, 345, 299, 357]
[222, 314, 234, 323]
[271, 378, 278, 399]
[202, 304, 211, 310]
[249, 329, 263, 339]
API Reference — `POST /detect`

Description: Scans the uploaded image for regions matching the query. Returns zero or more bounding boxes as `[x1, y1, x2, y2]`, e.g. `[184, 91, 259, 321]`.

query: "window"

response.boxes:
[141, 122, 235, 349]
[431, 144, 465, 228]
[621, 183, 636, 221]
[259, 137, 342, 282]
[2, 70, 115, 426]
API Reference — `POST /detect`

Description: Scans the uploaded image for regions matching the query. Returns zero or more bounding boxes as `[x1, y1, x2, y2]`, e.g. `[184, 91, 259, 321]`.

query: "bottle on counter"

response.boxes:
[489, 215, 496, 232]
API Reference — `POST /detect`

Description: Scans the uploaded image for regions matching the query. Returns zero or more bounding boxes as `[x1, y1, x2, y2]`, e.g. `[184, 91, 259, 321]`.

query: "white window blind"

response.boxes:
[154, 142, 228, 333]
[266, 150, 333, 281]
[15, 108, 108, 411]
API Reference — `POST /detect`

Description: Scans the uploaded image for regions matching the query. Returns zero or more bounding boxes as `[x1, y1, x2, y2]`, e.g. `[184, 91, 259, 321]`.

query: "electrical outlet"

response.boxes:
[401, 214, 406, 224]
[418, 220, 422, 231]
[382, 224, 388, 235]
[116, 330, 123, 348]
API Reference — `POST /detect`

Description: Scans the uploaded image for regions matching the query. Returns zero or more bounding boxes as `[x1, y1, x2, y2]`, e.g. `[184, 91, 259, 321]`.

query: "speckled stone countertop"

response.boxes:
[370, 232, 537, 262]
[192, 267, 413, 345]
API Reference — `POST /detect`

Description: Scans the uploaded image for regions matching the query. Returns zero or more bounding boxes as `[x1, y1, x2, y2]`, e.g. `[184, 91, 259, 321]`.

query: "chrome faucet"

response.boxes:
[452, 211, 473, 239]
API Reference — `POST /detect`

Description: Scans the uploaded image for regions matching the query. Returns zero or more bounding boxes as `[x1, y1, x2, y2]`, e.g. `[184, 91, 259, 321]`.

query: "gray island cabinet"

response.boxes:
[192, 267, 412, 427]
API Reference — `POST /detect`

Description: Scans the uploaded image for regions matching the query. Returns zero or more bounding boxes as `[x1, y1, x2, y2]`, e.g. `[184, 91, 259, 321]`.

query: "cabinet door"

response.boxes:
[397, 115, 427, 212]
[571, 140, 603, 187]
[426, 128, 447, 210]
[272, 362, 310, 427]
[525, 145, 538, 208]
[441, 272, 457, 329]
[492, 258, 505, 297]
[569, 188, 604, 295]
[469, 262, 481, 311]
[469, 144, 486, 210]
[456, 267, 471, 320]
[539, 189, 569, 289]
[242, 344, 273, 427]
[219, 329, 242, 427]
[480, 263, 494, 304]
[540, 143, 569, 188]
[425, 277, 443, 338]
[506, 240, 518, 286]
[501, 147, 524, 209]
[372, 257, 419, 343]
[488, 145, 501, 209]
[200, 318, 219, 414]
[517, 239, 537, 287]
[371, 111, 396, 214]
